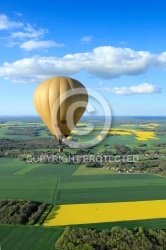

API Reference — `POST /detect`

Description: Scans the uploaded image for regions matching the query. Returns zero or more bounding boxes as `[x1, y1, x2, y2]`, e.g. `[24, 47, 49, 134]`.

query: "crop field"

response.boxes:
[0, 158, 26, 175]
[43, 173, 166, 227]
[0, 158, 165, 206]
[73, 164, 116, 175]
[0, 175, 57, 204]
[102, 128, 158, 140]
[0, 117, 166, 248]
[0, 158, 79, 204]
[71, 122, 161, 144]
[56, 174, 166, 205]
[71, 218, 166, 230]
[25, 164, 79, 176]
[0, 158, 79, 177]
[0, 158, 59, 203]
[44, 200, 166, 226]
[0, 224, 63, 250]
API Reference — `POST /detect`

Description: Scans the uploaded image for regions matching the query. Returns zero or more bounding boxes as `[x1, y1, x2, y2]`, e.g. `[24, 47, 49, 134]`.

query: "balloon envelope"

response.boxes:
[34, 76, 88, 140]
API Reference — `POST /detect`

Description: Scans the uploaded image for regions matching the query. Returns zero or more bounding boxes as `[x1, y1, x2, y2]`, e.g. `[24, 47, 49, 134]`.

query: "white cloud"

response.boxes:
[114, 83, 162, 94]
[20, 40, 64, 51]
[0, 14, 23, 30]
[157, 52, 166, 68]
[11, 24, 47, 40]
[87, 46, 155, 78]
[0, 46, 166, 83]
[97, 83, 162, 95]
[81, 35, 93, 44]
[0, 56, 80, 82]
[0, 15, 63, 52]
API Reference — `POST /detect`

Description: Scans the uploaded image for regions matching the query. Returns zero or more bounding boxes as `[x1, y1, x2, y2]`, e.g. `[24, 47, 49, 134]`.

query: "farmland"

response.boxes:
[0, 158, 165, 206]
[0, 158, 79, 204]
[56, 174, 166, 205]
[0, 116, 166, 249]
[44, 200, 166, 226]
[0, 224, 63, 250]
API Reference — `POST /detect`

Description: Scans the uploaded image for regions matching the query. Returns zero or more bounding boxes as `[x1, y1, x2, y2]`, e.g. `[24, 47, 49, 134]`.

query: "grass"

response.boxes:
[56, 186, 166, 205]
[71, 218, 166, 230]
[0, 175, 58, 204]
[0, 159, 78, 205]
[73, 165, 116, 175]
[0, 224, 63, 250]
[13, 163, 45, 175]
[94, 134, 137, 153]
[60, 173, 163, 181]
[0, 158, 79, 176]
[59, 177, 166, 190]
[56, 174, 166, 205]
[0, 159, 165, 207]
[0, 158, 25, 175]
[26, 164, 79, 176]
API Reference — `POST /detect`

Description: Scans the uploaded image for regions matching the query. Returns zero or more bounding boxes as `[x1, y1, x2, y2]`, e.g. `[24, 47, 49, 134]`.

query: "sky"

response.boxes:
[0, 0, 166, 116]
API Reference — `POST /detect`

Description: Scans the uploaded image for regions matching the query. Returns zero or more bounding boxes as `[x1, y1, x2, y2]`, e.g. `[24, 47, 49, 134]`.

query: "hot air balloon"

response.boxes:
[34, 76, 88, 151]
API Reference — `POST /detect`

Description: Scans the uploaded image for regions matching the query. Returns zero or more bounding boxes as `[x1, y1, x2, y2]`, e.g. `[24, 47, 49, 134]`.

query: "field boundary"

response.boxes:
[12, 164, 43, 175]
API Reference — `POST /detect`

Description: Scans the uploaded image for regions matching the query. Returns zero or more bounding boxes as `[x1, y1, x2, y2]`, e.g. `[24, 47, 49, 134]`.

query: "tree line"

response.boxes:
[0, 200, 47, 225]
[55, 226, 166, 250]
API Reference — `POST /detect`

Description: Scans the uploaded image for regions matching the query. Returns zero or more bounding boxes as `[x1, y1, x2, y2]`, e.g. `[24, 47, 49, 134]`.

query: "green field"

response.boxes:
[56, 174, 166, 205]
[0, 225, 63, 250]
[0, 158, 166, 204]
[71, 218, 166, 230]
[0, 158, 79, 204]
[0, 117, 166, 249]
[73, 164, 116, 175]
[0, 158, 26, 175]
[0, 158, 165, 207]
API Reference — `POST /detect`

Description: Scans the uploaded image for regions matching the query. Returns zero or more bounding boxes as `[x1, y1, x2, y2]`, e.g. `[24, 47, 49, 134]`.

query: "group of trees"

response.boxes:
[143, 160, 166, 176]
[55, 226, 166, 250]
[0, 200, 47, 225]
[5, 127, 42, 137]
[0, 137, 59, 153]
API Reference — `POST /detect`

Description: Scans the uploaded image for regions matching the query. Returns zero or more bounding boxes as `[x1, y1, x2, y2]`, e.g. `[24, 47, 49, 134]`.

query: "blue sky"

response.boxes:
[0, 0, 166, 116]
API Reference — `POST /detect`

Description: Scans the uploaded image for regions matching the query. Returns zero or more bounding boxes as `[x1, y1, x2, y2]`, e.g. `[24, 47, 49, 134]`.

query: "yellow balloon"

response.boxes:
[34, 76, 88, 142]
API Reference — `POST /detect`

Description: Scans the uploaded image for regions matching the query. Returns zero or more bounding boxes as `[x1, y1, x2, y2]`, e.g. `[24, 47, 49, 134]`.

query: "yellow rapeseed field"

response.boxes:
[44, 200, 166, 226]
[97, 135, 103, 140]
[130, 129, 157, 140]
[126, 129, 158, 140]
[70, 125, 158, 141]
[108, 128, 158, 140]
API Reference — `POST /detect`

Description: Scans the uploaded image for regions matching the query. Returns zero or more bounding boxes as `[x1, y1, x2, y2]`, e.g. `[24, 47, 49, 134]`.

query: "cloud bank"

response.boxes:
[97, 83, 162, 95]
[0, 46, 166, 82]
